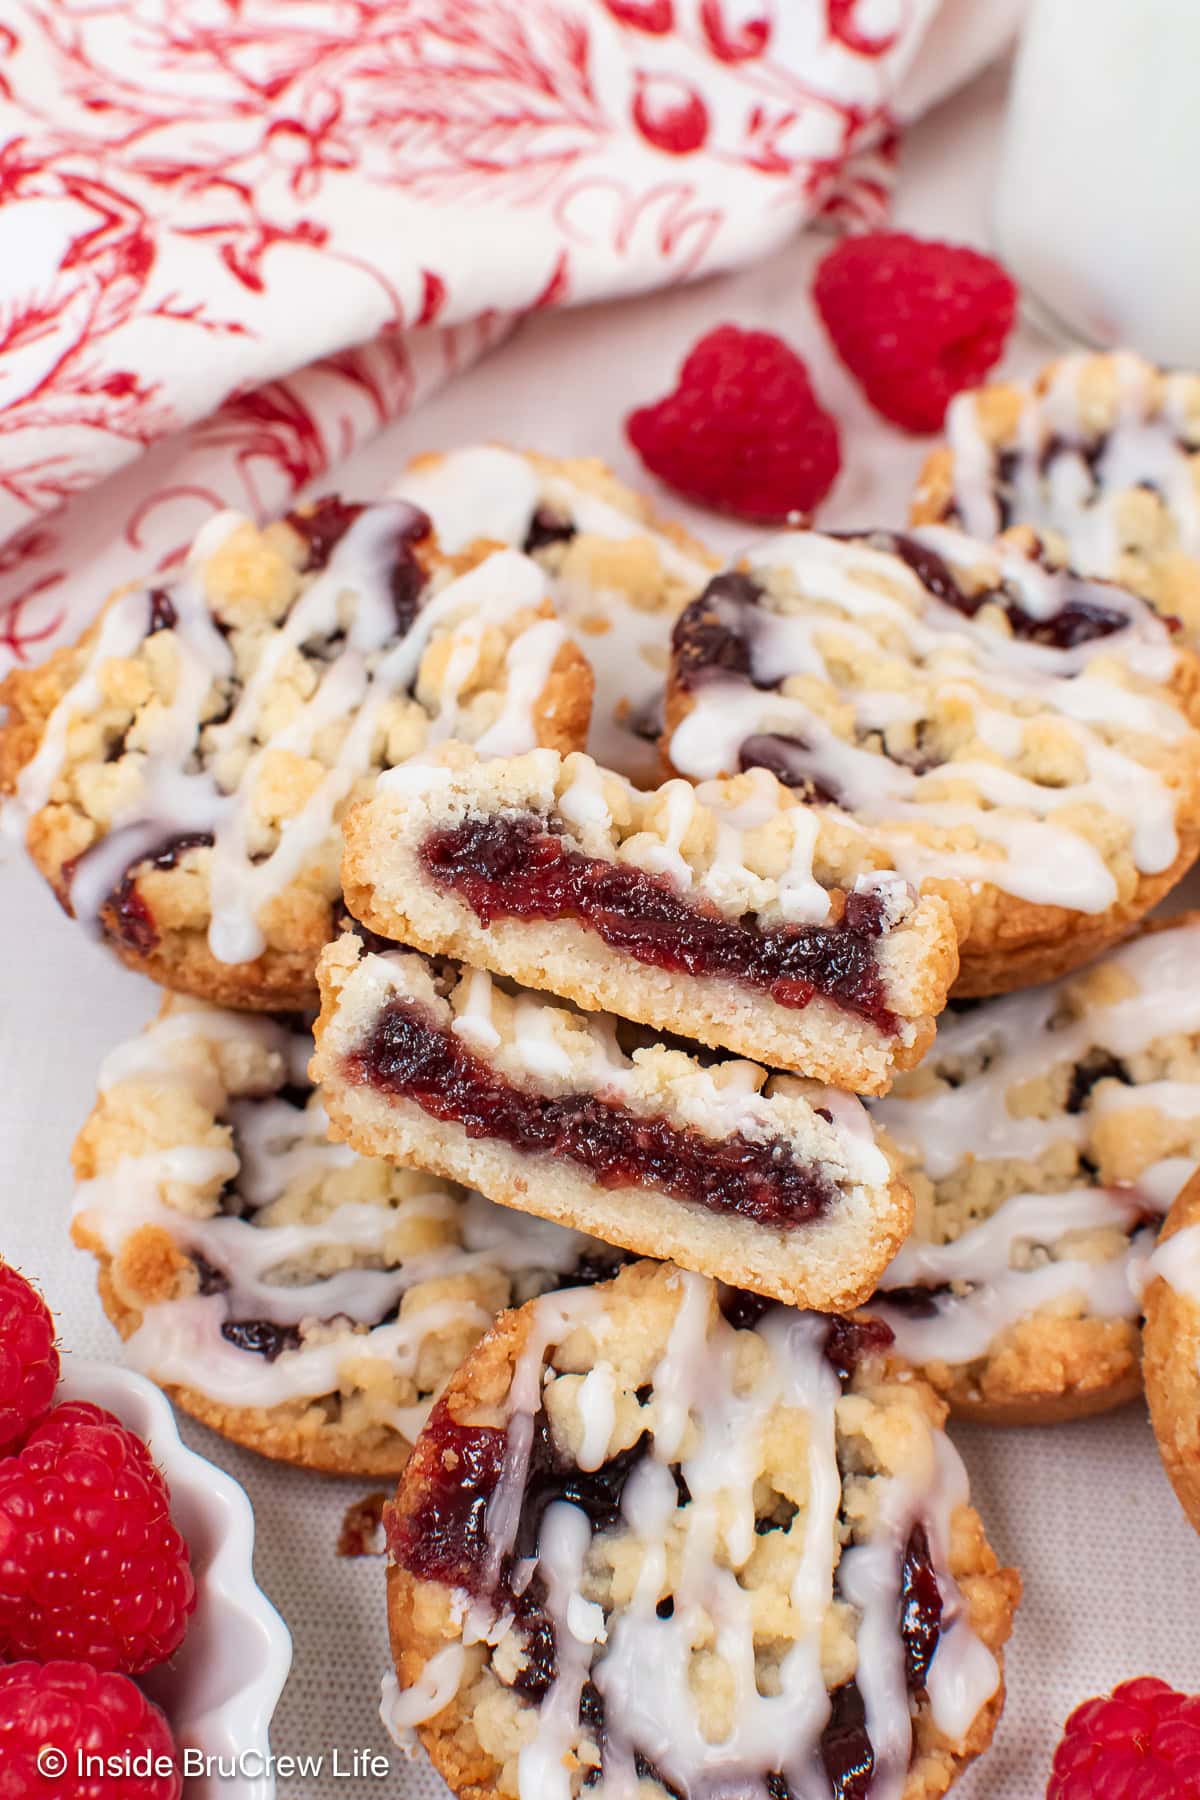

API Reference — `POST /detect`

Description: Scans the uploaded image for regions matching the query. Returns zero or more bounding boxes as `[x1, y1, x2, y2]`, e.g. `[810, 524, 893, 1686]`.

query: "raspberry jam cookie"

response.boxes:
[1143, 1168, 1200, 1535]
[312, 934, 913, 1311]
[912, 351, 1200, 644]
[397, 447, 716, 784]
[382, 1260, 1019, 1800]
[870, 915, 1200, 1424]
[339, 746, 961, 1094]
[0, 496, 592, 1010]
[664, 527, 1200, 996]
[71, 998, 616, 1475]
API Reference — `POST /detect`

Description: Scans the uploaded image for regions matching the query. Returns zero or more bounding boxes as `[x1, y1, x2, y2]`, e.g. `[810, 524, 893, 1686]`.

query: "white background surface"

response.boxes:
[4, 55, 1199, 1800]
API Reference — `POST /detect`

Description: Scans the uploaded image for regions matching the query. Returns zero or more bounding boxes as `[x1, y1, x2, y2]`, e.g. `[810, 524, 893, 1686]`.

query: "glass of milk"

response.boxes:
[994, 0, 1200, 365]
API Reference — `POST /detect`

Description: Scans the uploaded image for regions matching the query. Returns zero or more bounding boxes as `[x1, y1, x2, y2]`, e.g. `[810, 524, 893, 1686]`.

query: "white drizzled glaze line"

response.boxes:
[16, 497, 560, 963]
[389, 1275, 1000, 1795]
[74, 1007, 594, 1413]
[381, 1652, 466, 1754]
[946, 352, 1200, 572]
[872, 918, 1200, 1367]
[1145, 1222, 1200, 1306]
[669, 526, 1192, 912]
[395, 445, 712, 784]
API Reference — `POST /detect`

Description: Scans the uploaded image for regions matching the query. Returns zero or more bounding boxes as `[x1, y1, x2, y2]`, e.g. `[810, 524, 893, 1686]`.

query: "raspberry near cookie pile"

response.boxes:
[870, 914, 1200, 1424]
[338, 746, 962, 1094]
[396, 446, 716, 785]
[311, 934, 913, 1310]
[382, 1261, 1018, 1800]
[664, 526, 1200, 995]
[0, 494, 592, 1010]
[72, 999, 618, 1476]
[912, 350, 1200, 647]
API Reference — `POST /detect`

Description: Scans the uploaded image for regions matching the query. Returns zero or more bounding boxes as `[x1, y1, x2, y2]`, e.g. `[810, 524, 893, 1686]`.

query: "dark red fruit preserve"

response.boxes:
[419, 813, 898, 1036]
[345, 1000, 837, 1228]
[386, 1397, 508, 1592]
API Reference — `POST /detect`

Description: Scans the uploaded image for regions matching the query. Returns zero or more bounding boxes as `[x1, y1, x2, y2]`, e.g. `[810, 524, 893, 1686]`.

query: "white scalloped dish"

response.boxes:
[59, 1362, 292, 1800]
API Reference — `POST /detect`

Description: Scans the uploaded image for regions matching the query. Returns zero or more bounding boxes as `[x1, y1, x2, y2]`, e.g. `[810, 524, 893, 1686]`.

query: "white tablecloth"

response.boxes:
[4, 56, 1198, 1800]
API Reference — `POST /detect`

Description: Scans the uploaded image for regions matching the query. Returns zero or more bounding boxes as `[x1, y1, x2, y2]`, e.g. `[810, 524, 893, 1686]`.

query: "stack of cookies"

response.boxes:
[10, 353, 1200, 1800]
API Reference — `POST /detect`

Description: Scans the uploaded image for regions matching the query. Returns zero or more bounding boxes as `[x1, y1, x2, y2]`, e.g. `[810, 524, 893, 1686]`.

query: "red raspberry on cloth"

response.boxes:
[625, 324, 840, 522]
[0, 1263, 60, 1455]
[1047, 1676, 1200, 1798]
[813, 231, 1017, 434]
[0, 1660, 180, 1800]
[0, 1401, 195, 1673]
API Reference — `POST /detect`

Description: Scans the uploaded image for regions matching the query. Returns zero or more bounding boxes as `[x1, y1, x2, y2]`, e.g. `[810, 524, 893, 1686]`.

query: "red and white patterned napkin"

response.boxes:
[0, 0, 1022, 669]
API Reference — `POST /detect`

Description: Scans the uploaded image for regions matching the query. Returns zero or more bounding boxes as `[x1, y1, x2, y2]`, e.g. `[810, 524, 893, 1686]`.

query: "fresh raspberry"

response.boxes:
[0, 1263, 59, 1455]
[1047, 1676, 1200, 1798]
[625, 324, 840, 522]
[0, 1401, 195, 1673]
[0, 1661, 180, 1800]
[813, 231, 1017, 433]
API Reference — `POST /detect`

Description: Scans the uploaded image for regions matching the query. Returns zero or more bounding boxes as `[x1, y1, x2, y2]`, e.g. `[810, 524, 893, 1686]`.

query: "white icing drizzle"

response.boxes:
[946, 351, 1200, 573]
[1146, 1222, 1200, 1306]
[668, 527, 1192, 913]
[872, 919, 1200, 1368]
[73, 1006, 596, 1415]
[16, 502, 561, 964]
[389, 1275, 1000, 1793]
[396, 445, 711, 784]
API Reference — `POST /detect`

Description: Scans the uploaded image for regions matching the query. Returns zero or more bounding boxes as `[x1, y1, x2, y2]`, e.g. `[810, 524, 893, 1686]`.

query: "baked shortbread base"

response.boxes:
[339, 746, 962, 1095]
[1144, 1168, 1200, 1535]
[663, 528, 1200, 998]
[0, 494, 592, 1012]
[312, 935, 914, 1312]
[383, 1260, 1020, 1800]
[71, 995, 616, 1474]
[870, 913, 1200, 1424]
[912, 350, 1200, 648]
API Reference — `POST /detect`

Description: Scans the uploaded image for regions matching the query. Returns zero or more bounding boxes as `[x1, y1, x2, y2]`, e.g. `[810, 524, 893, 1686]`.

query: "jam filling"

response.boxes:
[147, 589, 178, 634]
[900, 1524, 943, 1691]
[671, 572, 763, 688]
[875, 530, 1131, 650]
[674, 537, 1133, 717]
[716, 1293, 896, 1389]
[523, 507, 577, 554]
[818, 1681, 874, 1800]
[284, 495, 432, 632]
[346, 998, 839, 1229]
[1065, 1049, 1132, 1114]
[738, 734, 841, 806]
[98, 833, 216, 953]
[387, 1400, 509, 1590]
[877, 1283, 952, 1319]
[419, 812, 898, 1035]
[219, 1317, 302, 1360]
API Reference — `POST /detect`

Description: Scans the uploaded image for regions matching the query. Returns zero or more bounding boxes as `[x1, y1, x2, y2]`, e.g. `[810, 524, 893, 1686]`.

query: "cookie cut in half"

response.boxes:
[397, 447, 716, 784]
[912, 350, 1200, 647]
[339, 746, 962, 1095]
[1144, 1167, 1200, 1535]
[870, 914, 1200, 1424]
[381, 1260, 1019, 1800]
[72, 998, 619, 1474]
[664, 526, 1200, 996]
[0, 494, 592, 1010]
[312, 935, 913, 1312]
